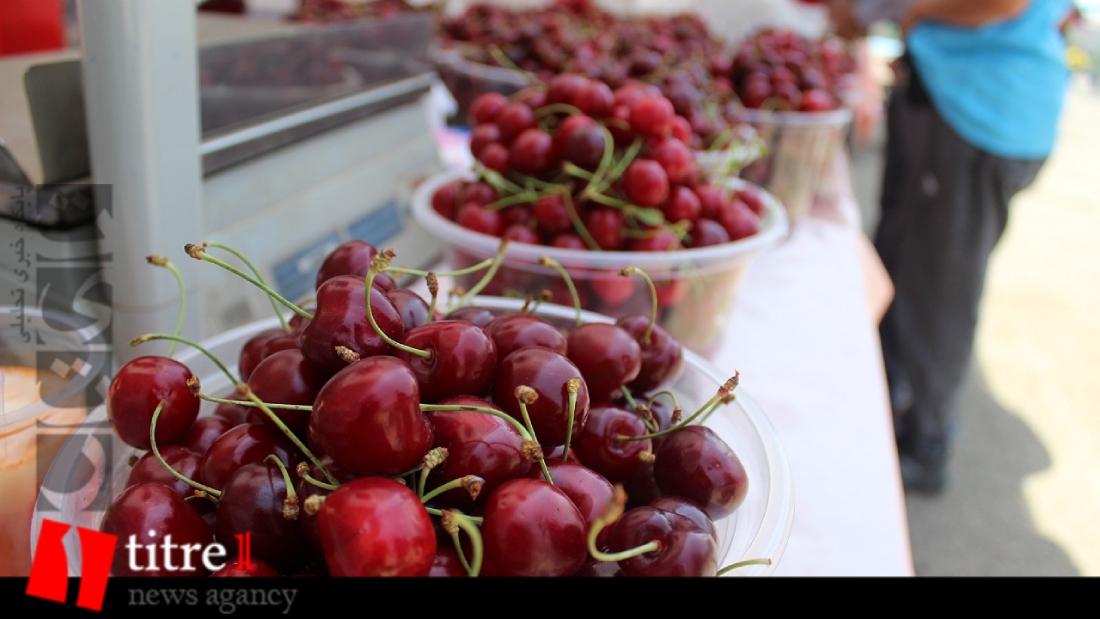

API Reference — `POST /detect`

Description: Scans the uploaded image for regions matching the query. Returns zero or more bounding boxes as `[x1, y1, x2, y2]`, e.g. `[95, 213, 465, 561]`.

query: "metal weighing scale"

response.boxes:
[1, 2, 449, 368]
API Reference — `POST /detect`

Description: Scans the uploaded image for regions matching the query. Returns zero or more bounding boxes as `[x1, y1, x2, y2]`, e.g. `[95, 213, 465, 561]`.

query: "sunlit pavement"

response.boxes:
[848, 74, 1100, 576]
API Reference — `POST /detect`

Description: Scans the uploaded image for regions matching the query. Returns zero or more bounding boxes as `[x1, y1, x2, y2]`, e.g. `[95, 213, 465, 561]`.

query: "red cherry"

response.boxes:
[479, 478, 588, 577]
[100, 482, 212, 577]
[316, 476, 437, 577]
[607, 505, 718, 577]
[492, 347, 591, 448]
[299, 275, 405, 377]
[622, 159, 670, 208]
[653, 425, 749, 520]
[566, 323, 642, 401]
[107, 356, 199, 451]
[393, 320, 498, 403]
[309, 356, 433, 476]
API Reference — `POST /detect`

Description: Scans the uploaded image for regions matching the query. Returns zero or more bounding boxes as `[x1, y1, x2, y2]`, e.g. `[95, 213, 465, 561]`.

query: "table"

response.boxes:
[430, 129, 914, 575]
[716, 151, 914, 576]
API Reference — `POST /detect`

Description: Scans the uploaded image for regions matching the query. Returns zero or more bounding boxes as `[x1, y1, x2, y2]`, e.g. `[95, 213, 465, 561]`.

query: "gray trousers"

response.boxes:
[874, 57, 1046, 464]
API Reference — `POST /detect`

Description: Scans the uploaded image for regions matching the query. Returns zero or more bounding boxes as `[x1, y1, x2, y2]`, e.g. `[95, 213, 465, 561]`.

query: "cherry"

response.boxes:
[125, 445, 204, 503]
[199, 422, 300, 491]
[469, 92, 509, 125]
[718, 198, 761, 241]
[393, 320, 498, 403]
[215, 460, 307, 573]
[628, 95, 675, 139]
[484, 313, 568, 360]
[616, 314, 684, 393]
[572, 403, 653, 483]
[535, 460, 616, 549]
[510, 127, 556, 175]
[648, 496, 719, 543]
[388, 288, 431, 331]
[180, 416, 233, 456]
[299, 274, 404, 377]
[653, 424, 749, 520]
[107, 356, 199, 451]
[663, 185, 702, 224]
[566, 323, 642, 401]
[533, 193, 573, 235]
[456, 202, 504, 236]
[503, 224, 540, 245]
[562, 122, 607, 171]
[469, 123, 502, 158]
[607, 504, 718, 577]
[238, 327, 285, 382]
[492, 347, 590, 448]
[245, 348, 327, 439]
[589, 271, 637, 308]
[687, 218, 731, 247]
[314, 240, 395, 291]
[315, 476, 437, 577]
[428, 547, 468, 577]
[423, 395, 533, 510]
[443, 305, 498, 327]
[308, 355, 433, 477]
[211, 557, 280, 577]
[99, 481, 213, 577]
[622, 159, 670, 208]
[479, 478, 588, 577]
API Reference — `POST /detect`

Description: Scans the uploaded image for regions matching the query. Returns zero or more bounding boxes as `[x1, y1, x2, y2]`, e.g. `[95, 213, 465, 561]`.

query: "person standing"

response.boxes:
[828, 0, 1073, 492]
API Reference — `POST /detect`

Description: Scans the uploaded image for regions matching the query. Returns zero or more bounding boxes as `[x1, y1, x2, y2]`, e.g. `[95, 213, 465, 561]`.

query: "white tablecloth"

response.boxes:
[716, 152, 914, 576]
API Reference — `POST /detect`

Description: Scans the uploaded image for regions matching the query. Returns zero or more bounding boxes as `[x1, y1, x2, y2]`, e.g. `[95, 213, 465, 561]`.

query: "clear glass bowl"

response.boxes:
[32, 298, 794, 576]
[410, 170, 789, 360]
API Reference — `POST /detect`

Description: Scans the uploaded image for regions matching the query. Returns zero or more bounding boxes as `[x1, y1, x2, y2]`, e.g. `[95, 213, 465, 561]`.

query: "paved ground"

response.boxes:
[848, 74, 1100, 577]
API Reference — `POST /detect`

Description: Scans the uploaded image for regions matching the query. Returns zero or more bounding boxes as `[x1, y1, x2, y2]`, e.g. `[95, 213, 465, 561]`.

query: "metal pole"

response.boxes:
[78, 0, 205, 367]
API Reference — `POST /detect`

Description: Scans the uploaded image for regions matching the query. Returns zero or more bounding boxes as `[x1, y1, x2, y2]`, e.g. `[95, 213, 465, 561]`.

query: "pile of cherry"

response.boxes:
[439, 0, 745, 149]
[433, 77, 768, 318]
[100, 238, 757, 577]
[724, 27, 857, 113]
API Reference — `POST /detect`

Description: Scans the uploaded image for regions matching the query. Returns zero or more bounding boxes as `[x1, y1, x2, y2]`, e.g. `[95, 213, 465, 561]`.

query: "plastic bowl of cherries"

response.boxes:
[32, 238, 793, 578]
[721, 28, 857, 224]
[412, 76, 789, 359]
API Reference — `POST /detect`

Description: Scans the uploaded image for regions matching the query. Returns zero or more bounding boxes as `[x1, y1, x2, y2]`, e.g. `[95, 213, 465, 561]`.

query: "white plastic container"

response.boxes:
[737, 107, 852, 225]
[410, 169, 789, 358]
[32, 298, 794, 576]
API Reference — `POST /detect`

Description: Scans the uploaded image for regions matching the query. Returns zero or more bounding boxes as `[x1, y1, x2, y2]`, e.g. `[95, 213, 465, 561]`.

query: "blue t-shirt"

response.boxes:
[906, 0, 1070, 160]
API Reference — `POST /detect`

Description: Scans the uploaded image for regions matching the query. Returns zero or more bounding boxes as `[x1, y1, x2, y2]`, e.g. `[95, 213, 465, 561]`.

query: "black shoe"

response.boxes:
[899, 452, 946, 493]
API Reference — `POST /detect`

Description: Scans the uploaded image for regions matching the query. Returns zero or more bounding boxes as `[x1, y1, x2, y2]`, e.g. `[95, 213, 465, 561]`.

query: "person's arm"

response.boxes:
[902, 0, 1031, 33]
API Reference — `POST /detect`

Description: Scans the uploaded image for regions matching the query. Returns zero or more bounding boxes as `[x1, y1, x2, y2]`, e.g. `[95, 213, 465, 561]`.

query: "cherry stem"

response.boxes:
[487, 44, 539, 84]
[130, 333, 239, 385]
[592, 136, 643, 196]
[384, 259, 495, 280]
[420, 474, 483, 505]
[586, 485, 661, 563]
[479, 167, 527, 196]
[185, 243, 313, 321]
[242, 385, 339, 486]
[513, 386, 555, 485]
[561, 189, 602, 251]
[263, 454, 299, 520]
[150, 399, 222, 499]
[203, 241, 291, 333]
[716, 558, 773, 576]
[145, 255, 186, 356]
[561, 378, 580, 462]
[299, 469, 338, 492]
[624, 374, 739, 442]
[457, 240, 509, 305]
[585, 124, 618, 192]
[442, 510, 484, 577]
[197, 392, 312, 411]
[620, 266, 658, 346]
[619, 385, 639, 411]
[424, 505, 483, 525]
[418, 403, 534, 443]
[538, 255, 582, 327]
[417, 447, 449, 498]
[647, 390, 682, 416]
[365, 252, 432, 360]
[533, 103, 583, 119]
[425, 272, 439, 323]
